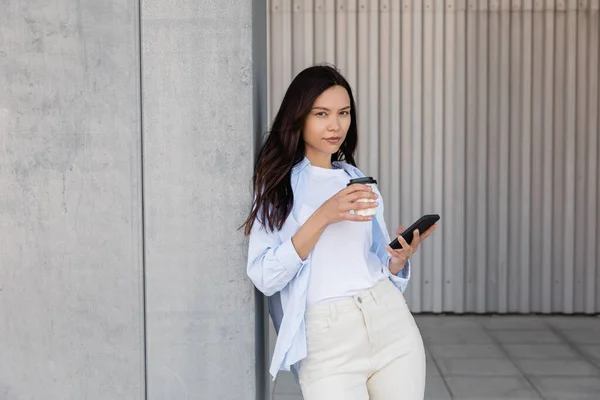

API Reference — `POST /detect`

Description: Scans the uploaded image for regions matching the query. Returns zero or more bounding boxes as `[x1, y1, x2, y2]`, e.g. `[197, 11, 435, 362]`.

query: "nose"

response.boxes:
[328, 116, 341, 131]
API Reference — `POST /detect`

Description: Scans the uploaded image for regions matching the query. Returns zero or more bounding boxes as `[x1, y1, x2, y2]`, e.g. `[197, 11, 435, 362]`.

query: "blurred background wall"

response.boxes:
[267, 0, 600, 314]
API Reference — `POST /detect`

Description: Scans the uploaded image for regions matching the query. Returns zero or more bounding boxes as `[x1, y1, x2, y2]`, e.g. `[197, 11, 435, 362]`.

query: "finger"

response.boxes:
[419, 224, 438, 241]
[398, 234, 412, 255]
[412, 229, 421, 249]
[342, 184, 373, 195]
[340, 201, 378, 212]
[343, 190, 378, 202]
[386, 246, 407, 260]
[348, 192, 378, 203]
[343, 213, 373, 222]
[396, 225, 406, 235]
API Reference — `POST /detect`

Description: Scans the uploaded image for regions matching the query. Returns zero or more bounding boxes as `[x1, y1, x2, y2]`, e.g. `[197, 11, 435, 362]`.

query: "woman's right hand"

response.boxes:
[317, 184, 379, 225]
[291, 184, 378, 261]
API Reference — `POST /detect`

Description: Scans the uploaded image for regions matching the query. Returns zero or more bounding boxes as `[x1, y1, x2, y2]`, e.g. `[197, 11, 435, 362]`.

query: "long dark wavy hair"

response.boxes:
[242, 65, 359, 236]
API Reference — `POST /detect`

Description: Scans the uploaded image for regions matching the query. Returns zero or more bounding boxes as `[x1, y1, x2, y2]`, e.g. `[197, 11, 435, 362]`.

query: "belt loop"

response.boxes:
[369, 287, 380, 306]
[373, 279, 387, 305]
[329, 302, 337, 321]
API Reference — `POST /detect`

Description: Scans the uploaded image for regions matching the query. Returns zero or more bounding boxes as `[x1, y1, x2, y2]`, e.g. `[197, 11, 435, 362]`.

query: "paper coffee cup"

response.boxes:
[347, 177, 378, 216]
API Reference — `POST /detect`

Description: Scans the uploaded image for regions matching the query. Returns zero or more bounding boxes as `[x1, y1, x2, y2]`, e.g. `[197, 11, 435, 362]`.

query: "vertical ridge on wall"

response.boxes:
[465, 0, 478, 313]
[422, 0, 435, 312]
[476, 0, 489, 314]
[518, 0, 533, 313]
[490, 1, 508, 313]
[400, 0, 415, 308]
[409, 0, 425, 311]
[541, 0, 555, 314]
[368, 0, 380, 177]
[553, 0, 566, 313]
[336, 0, 348, 73]
[450, 0, 467, 313]
[574, 0, 588, 313]
[315, 0, 326, 64]
[488, 0, 500, 313]
[587, 0, 599, 313]
[269, 0, 284, 114]
[380, 0, 392, 227]
[432, 0, 445, 313]
[508, 0, 522, 313]
[530, 0, 544, 313]
[283, 0, 294, 87]
[267, 0, 600, 314]
[454, 0, 468, 313]
[347, 0, 359, 92]
[357, 0, 369, 168]
[389, 0, 402, 246]
[564, 0, 578, 314]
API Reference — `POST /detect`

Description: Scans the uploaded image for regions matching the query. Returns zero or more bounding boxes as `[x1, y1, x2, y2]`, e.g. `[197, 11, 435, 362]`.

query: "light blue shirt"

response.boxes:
[246, 157, 411, 379]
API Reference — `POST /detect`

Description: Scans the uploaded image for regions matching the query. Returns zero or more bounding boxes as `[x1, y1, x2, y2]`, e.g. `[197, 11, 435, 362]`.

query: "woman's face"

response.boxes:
[302, 85, 352, 167]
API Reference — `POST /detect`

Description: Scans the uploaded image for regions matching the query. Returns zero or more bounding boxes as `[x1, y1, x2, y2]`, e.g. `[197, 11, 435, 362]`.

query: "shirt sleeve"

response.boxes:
[246, 218, 308, 297]
[389, 259, 411, 293]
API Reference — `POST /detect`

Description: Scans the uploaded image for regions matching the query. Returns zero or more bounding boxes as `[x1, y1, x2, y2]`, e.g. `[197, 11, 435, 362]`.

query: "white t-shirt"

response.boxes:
[295, 165, 387, 306]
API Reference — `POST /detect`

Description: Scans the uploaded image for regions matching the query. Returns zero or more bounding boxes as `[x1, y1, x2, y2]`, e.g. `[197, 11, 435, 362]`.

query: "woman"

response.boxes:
[242, 65, 437, 400]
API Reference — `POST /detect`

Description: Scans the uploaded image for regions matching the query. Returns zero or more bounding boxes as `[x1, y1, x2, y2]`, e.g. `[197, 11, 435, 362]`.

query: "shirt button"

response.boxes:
[357, 297, 362, 304]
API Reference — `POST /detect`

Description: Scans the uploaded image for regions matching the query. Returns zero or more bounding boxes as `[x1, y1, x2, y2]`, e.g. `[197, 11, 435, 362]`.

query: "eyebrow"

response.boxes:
[311, 106, 351, 111]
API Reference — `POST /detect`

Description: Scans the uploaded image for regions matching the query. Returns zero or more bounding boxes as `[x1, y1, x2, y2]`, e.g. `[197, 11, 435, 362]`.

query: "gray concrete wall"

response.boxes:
[141, 1, 257, 399]
[0, 1, 145, 399]
[1, 0, 259, 399]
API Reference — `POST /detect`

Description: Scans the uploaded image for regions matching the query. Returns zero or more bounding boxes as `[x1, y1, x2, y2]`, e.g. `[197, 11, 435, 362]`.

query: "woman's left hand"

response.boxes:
[386, 224, 438, 275]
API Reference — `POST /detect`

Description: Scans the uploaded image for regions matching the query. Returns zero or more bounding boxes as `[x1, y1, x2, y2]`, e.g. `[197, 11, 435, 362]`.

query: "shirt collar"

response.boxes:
[291, 157, 311, 174]
[292, 157, 362, 178]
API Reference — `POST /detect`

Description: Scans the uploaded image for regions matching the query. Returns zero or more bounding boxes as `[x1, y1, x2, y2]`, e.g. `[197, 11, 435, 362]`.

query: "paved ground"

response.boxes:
[271, 315, 600, 400]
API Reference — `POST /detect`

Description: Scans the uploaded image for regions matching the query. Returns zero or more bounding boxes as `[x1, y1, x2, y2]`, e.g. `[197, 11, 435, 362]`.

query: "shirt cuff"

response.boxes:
[274, 238, 306, 273]
[385, 254, 411, 279]
[396, 259, 411, 279]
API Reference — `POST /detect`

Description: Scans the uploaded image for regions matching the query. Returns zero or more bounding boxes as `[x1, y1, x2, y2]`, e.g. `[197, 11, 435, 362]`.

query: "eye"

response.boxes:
[315, 111, 327, 117]
[339, 110, 350, 116]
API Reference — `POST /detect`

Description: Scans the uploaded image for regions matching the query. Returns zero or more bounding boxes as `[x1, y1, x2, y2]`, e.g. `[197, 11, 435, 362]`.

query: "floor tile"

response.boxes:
[513, 359, 600, 377]
[444, 376, 542, 399]
[274, 371, 301, 395]
[528, 376, 600, 400]
[503, 344, 579, 359]
[426, 357, 441, 376]
[415, 315, 482, 330]
[421, 328, 494, 344]
[577, 345, 600, 363]
[490, 329, 562, 344]
[543, 316, 600, 330]
[436, 358, 522, 377]
[480, 315, 548, 330]
[428, 343, 505, 359]
[270, 316, 600, 400]
[424, 374, 452, 400]
[560, 329, 600, 344]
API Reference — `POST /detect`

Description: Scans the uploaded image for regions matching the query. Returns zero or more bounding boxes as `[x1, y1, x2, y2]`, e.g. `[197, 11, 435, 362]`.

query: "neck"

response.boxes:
[305, 152, 332, 169]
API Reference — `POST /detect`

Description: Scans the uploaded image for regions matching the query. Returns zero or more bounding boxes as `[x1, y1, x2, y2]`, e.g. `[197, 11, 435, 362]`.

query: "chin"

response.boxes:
[306, 142, 343, 159]
[320, 146, 341, 155]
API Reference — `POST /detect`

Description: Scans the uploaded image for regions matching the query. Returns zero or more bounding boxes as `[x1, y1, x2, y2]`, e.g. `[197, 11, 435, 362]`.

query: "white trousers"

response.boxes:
[298, 278, 426, 400]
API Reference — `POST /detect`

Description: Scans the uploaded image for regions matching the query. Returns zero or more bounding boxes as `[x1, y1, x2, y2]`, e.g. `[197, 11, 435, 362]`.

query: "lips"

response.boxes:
[324, 137, 341, 144]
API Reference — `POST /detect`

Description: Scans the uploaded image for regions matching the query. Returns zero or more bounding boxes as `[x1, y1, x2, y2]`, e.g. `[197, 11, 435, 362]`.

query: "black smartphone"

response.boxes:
[389, 214, 440, 249]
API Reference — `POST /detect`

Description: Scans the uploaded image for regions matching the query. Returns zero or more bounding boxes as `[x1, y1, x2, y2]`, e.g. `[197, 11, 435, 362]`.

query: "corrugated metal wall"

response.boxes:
[267, 0, 600, 314]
